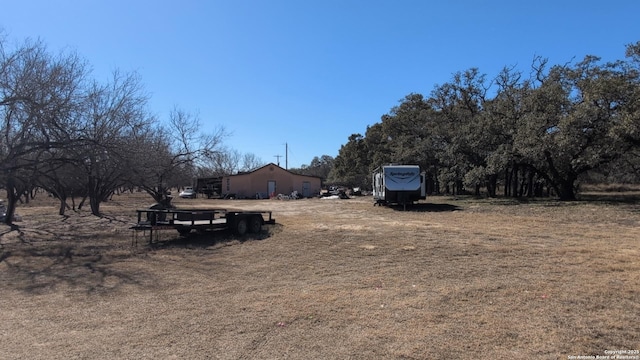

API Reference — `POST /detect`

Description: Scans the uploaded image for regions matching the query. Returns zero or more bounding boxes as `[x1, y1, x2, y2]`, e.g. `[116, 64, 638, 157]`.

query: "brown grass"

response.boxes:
[1, 192, 639, 359]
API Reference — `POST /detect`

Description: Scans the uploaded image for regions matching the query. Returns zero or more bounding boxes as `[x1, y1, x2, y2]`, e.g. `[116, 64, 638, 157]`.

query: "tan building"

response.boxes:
[221, 163, 322, 199]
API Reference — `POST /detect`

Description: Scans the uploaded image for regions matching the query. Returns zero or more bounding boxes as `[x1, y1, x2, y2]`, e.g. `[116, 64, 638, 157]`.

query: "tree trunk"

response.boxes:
[487, 174, 497, 197]
[89, 196, 101, 216]
[557, 178, 577, 201]
[526, 170, 535, 198]
[511, 164, 519, 198]
[87, 176, 102, 216]
[504, 166, 511, 197]
[518, 172, 527, 197]
[3, 177, 18, 225]
[58, 197, 67, 216]
[543, 151, 577, 201]
[78, 196, 87, 210]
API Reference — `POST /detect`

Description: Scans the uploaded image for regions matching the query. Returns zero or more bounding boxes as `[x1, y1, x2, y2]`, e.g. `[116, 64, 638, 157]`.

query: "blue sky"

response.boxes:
[2, 1, 639, 168]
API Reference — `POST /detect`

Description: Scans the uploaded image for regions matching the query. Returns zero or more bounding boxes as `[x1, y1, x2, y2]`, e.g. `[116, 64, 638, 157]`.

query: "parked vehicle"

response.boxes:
[196, 177, 222, 199]
[131, 207, 275, 243]
[372, 165, 426, 208]
[179, 187, 196, 199]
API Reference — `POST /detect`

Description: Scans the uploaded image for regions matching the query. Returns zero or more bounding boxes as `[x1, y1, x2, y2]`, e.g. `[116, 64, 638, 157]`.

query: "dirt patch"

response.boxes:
[1, 192, 639, 359]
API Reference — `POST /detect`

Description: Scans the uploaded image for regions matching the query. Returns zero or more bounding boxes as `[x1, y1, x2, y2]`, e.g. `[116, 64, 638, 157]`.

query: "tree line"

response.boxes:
[0, 36, 263, 224]
[329, 42, 640, 200]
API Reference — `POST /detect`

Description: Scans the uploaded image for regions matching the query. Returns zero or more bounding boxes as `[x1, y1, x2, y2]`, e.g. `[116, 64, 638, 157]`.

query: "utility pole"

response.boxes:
[285, 142, 288, 170]
[274, 154, 282, 166]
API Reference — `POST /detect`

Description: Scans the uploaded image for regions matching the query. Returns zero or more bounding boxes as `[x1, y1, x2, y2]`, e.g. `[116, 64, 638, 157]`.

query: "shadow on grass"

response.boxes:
[388, 203, 461, 212]
[1, 224, 278, 295]
[0, 243, 154, 295]
[143, 224, 277, 250]
[577, 192, 640, 205]
[430, 192, 640, 206]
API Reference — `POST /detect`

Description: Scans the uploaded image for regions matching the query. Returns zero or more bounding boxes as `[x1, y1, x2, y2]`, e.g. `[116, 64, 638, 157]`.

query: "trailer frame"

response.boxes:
[130, 207, 275, 244]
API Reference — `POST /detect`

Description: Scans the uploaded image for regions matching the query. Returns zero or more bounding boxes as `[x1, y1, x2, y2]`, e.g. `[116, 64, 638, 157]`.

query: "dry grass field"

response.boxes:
[1, 190, 639, 359]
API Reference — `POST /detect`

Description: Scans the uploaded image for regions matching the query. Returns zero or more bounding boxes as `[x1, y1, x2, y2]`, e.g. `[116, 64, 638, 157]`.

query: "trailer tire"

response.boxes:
[234, 217, 248, 236]
[248, 215, 263, 233]
[147, 212, 157, 225]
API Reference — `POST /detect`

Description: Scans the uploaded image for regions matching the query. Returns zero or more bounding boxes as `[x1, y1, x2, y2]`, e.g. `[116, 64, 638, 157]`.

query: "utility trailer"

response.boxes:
[372, 164, 426, 208]
[130, 207, 275, 243]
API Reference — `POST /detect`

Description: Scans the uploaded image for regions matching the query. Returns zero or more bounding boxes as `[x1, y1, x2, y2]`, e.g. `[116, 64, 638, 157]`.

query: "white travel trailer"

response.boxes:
[372, 165, 426, 207]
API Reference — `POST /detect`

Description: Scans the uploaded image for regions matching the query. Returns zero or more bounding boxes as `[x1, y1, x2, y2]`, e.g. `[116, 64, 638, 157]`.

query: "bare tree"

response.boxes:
[198, 146, 240, 176]
[0, 35, 231, 221]
[37, 158, 86, 215]
[127, 107, 228, 204]
[72, 70, 152, 216]
[0, 38, 87, 224]
[240, 152, 265, 172]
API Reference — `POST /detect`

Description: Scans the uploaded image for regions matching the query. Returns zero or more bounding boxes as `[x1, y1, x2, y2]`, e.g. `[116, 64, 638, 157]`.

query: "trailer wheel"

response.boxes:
[248, 215, 263, 233]
[147, 212, 157, 225]
[234, 217, 248, 236]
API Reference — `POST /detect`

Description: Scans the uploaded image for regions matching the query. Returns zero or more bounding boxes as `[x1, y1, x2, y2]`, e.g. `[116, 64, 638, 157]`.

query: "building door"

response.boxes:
[302, 181, 311, 198]
[268, 180, 276, 197]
